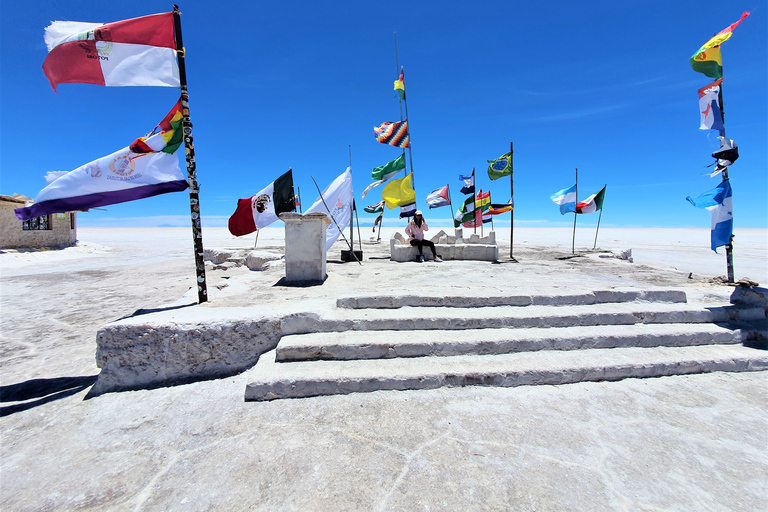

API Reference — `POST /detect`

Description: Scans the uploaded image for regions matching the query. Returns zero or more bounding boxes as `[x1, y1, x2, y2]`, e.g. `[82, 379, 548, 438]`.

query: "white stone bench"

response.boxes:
[389, 229, 498, 262]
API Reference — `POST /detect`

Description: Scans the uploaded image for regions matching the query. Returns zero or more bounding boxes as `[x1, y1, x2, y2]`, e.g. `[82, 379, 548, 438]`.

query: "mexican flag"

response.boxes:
[575, 186, 606, 214]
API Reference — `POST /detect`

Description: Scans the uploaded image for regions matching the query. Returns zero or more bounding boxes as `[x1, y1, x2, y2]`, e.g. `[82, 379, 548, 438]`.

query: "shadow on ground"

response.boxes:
[0, 376, 98, 416]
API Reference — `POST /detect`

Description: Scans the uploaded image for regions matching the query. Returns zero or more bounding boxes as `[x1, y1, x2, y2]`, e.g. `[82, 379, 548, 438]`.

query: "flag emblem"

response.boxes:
[109, 156, 135, 177]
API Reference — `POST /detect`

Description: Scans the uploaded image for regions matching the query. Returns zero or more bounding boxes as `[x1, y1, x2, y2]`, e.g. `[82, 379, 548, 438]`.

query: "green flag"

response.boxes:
[372, 153, 406, 181]
[487, 152, 512, 180]
[453, 196, 475, 227]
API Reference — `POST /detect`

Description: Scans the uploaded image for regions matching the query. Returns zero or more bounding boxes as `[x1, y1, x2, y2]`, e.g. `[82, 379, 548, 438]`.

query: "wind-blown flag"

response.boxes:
[394, 67, 405, 100]
[487, 152, 512, 180]
[228, 169, 295, 237]
[464, 210, 492, 228]
[305, 168, 354, 250]
[362, 154, 406, 199]
[576, 186, 606, 214]
[373, 212, 383, 232]
[550, 184, 577, 215]
[15, 101, 188, 221]
[374, 119, 410, 148]
[42, 12, 180, 92]
[686, 180, 733, 252]
[399, 203, 417, 218]
[459, 172, 475, 195]
[364, 200, 384, 214]
[489, 198, 514, 215]
[475, 190, 490, 210]
[381, 173, 415, 208]
[372, 153, 406, 181]
[690, 12, 750, 79]
[699, 79, 725, 134]
[454, 196, 475, 227]
[426, 185, 451, 209]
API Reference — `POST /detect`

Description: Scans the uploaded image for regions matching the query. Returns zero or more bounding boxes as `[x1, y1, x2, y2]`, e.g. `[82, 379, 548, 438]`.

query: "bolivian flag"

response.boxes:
[394, 67, 405, 100]
[690, 12, 749, 79]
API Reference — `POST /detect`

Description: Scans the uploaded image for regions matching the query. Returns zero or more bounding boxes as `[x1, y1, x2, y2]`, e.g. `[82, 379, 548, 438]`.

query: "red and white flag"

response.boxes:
[42, 12, 180, 92]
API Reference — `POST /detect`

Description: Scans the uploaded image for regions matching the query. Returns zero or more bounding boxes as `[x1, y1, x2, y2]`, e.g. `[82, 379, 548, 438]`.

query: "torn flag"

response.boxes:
[686, 180, 733, 252]
[42, 12, 179, 92]
[698, 79, 725, 134]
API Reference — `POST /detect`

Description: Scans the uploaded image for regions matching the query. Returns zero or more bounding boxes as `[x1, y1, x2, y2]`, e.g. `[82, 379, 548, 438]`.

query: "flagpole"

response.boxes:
[297, 186, 302, 213]
[719, 83, 735, 283]
[488, 191, 495, 232]
[473, 169, 477, 235]
[593, 205, 603, 250]
[447, 184, 455, 224]
[394, 33, 414, 191]
[509, 141, 515, 260]
[173, 5, 207, 304]
[572, 167, 578, 255]
[310, 175, 361, 265]
[354, 201, 363, 251]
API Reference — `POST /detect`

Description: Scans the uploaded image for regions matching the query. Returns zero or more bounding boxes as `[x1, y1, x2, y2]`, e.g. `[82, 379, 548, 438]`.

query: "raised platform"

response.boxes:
[89, 284, 768, 398]
[389, 228, 499, 262]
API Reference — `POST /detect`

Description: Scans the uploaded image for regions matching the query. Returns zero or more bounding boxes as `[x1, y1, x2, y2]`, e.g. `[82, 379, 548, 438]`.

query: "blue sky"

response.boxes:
[1, 1, 766, 231]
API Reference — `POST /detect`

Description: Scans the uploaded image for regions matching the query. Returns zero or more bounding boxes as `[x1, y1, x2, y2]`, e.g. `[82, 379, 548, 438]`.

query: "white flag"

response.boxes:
[306, 168, 354, 250]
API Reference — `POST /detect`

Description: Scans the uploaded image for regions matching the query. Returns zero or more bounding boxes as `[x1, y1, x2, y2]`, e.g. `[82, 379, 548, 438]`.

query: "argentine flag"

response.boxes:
[550, 184, 577, 215]
[686, 180, 733, 252]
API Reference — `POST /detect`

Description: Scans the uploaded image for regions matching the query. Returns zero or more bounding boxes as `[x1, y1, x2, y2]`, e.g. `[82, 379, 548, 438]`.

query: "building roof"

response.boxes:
[0, 194, 30, 204]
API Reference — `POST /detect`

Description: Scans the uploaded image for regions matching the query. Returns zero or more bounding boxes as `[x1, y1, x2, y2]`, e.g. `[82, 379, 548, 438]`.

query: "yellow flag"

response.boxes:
[382, 173, 415, 209]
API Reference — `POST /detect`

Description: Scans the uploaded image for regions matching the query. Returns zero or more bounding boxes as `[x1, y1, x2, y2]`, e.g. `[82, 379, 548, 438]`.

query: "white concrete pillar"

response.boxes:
[279, 212, 331, 283]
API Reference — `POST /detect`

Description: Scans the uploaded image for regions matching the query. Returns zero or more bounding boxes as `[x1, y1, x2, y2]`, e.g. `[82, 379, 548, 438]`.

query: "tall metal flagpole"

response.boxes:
[593, 186, 605, 249]
[447, 184, 455, 223]
[173, 5, 207, 303]
[394, 33, 414, 190]
[572, 168, 578, 255]
[719, 83, 735, 283]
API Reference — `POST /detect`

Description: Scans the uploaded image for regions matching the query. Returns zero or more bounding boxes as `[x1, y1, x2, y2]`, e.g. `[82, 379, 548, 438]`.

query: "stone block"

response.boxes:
[280, 212, 331, 282]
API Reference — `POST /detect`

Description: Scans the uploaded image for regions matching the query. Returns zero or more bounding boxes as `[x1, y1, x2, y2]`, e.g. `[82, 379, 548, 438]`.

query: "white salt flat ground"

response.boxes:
[0, 226, 766, 510]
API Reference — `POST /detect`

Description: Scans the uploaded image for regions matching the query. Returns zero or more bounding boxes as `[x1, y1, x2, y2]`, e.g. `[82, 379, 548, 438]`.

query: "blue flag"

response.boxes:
[550, 184, 577, 215]
[686, 180, 733, 252]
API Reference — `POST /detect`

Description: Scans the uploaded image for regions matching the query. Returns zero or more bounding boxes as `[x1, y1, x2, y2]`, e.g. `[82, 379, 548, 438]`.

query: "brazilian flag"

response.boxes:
[487, 152, 512, 180]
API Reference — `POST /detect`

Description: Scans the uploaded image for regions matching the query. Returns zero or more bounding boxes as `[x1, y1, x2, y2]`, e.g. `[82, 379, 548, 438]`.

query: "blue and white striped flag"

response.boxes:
[686, 180, 733, 252]
[550, 184, 577, 215]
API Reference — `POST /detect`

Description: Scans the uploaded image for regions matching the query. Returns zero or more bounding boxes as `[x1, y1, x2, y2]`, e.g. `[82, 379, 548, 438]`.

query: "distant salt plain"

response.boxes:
[2, 226, 765, 285]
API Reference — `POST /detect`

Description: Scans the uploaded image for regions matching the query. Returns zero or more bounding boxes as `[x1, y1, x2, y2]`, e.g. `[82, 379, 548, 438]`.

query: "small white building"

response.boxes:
[0, 195, 77, 249]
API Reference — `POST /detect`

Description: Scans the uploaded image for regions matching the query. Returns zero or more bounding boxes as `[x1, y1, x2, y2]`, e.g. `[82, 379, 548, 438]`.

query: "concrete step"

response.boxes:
[245, 344, 768, 401]
[281, 303, 767, 336]
[336, 289, 688, 309]
[276, 323, 749, 362]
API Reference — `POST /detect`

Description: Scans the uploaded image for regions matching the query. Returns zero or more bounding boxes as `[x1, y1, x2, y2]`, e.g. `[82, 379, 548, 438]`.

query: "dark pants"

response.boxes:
[410, 239, 436, 257]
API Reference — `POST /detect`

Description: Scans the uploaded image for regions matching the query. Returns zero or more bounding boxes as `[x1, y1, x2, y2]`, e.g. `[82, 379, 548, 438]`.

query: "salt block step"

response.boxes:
[336, 289, 688, 309]
[276, 323, 748, 362]
[281, 303, 767, 335]
[245, 345, 768, 401]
